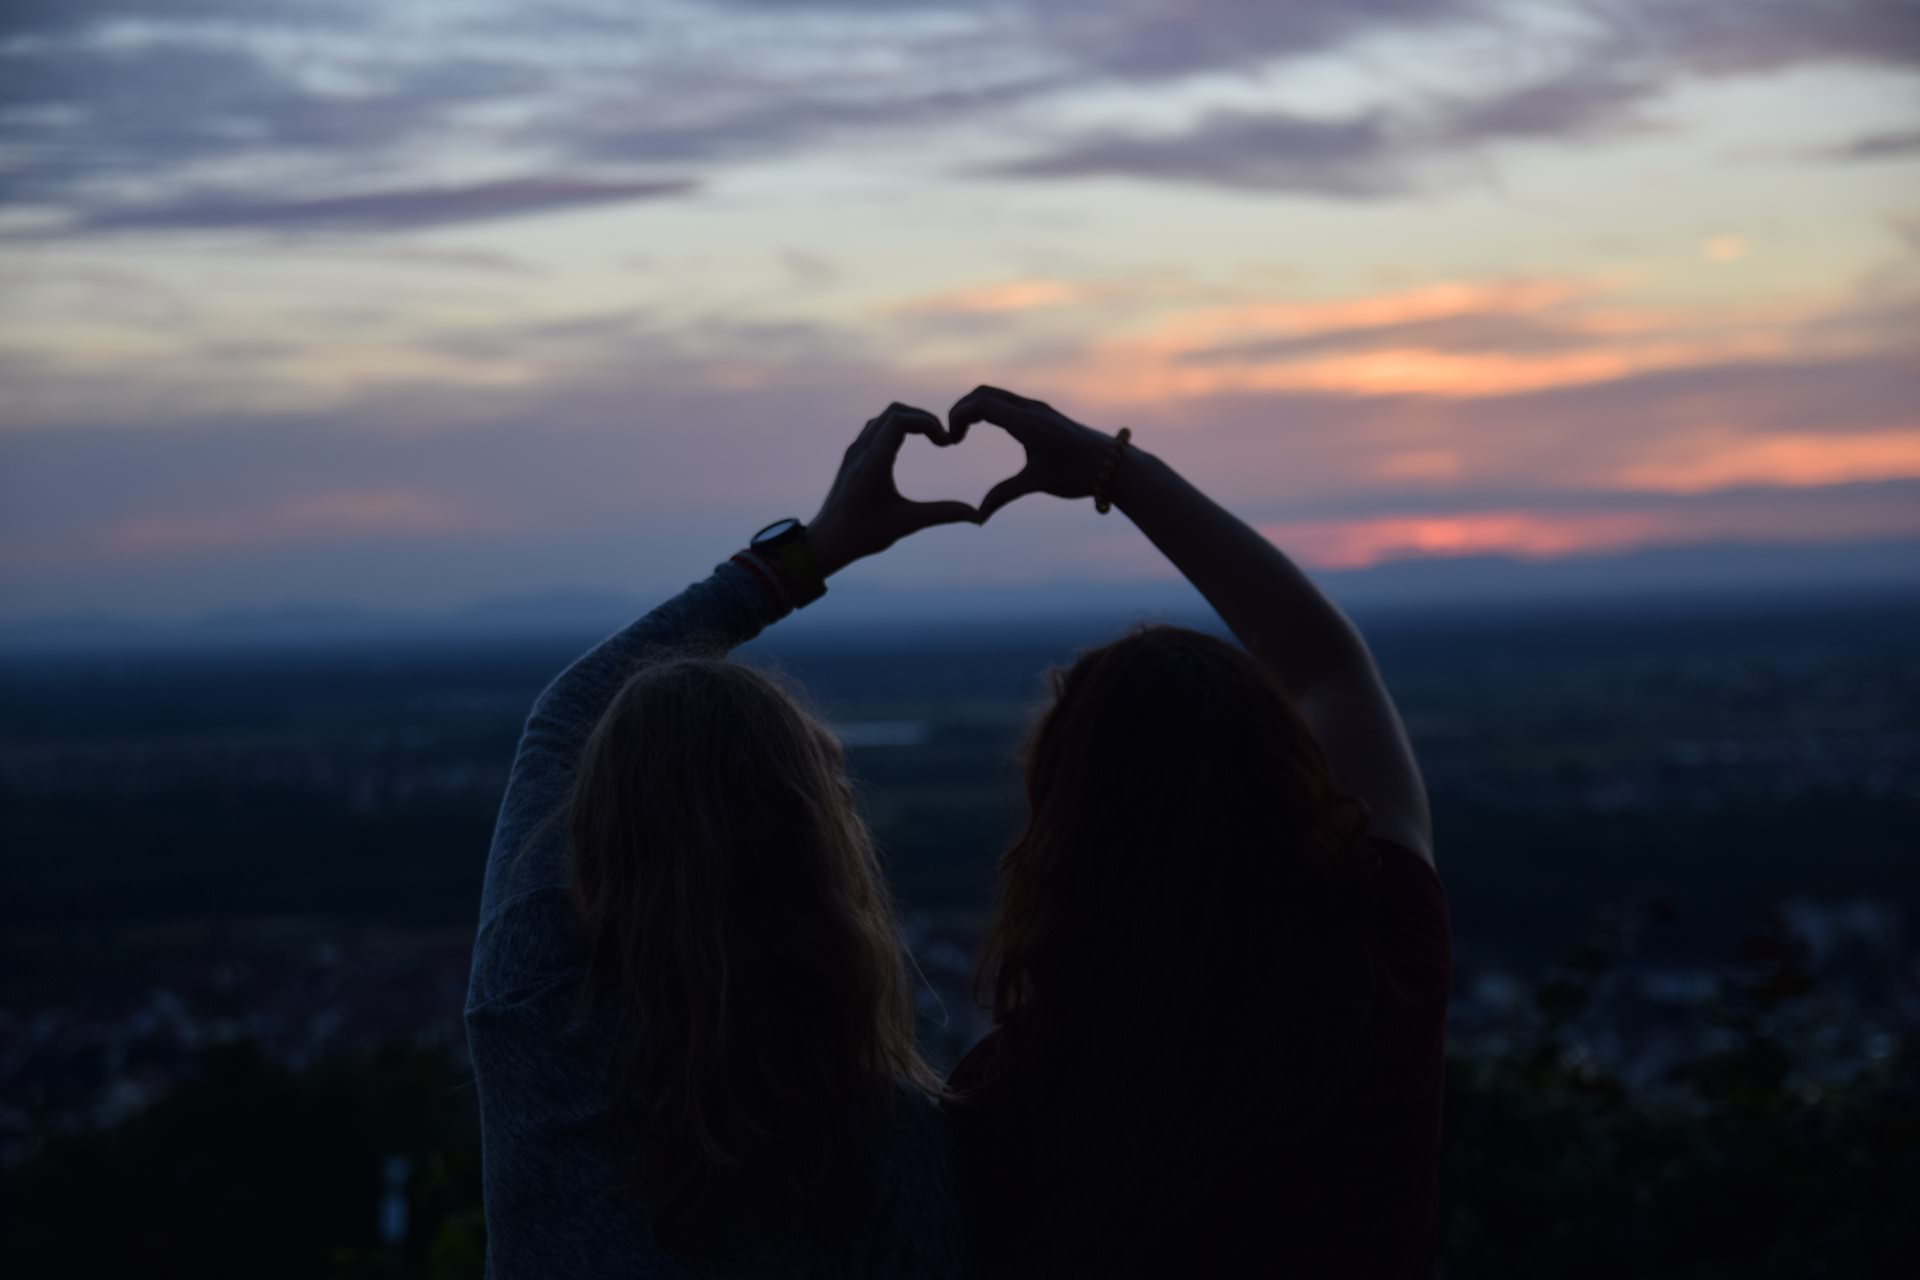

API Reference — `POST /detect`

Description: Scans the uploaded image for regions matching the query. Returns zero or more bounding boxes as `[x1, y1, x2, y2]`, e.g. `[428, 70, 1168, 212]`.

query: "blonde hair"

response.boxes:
[566, 656, 938, 1252]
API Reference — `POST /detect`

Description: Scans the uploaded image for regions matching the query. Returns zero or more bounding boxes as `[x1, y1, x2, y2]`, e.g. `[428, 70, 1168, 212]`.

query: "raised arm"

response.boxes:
[951, 386, 1431, 864]
[478, 402, 979, 927]
[476, 563, 788, 925]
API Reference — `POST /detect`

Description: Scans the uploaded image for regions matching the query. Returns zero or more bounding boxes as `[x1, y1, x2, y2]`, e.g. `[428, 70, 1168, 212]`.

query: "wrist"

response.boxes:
[746, 516, 830, 607]
[1075, 429, 1118, 492]
[1109, 442, 1157, 517]
[802, 516, 854, 579]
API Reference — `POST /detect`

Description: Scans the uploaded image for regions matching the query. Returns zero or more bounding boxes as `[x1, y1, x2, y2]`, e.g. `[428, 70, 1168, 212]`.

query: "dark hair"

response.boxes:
[973, 625, 1381, 1270]
[566, 657, 938, 1253]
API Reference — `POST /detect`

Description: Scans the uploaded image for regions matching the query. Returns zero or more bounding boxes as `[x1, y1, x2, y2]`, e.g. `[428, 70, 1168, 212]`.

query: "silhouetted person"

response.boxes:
[465, 405, 978, 1276]
[941, 387, 1450, 1278]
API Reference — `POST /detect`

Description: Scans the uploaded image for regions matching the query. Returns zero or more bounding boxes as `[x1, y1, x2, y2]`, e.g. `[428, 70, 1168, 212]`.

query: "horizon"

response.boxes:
[7, 540, 1916, 656]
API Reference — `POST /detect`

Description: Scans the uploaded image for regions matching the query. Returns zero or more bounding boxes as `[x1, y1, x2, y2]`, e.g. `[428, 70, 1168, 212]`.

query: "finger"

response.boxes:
[876, 403, 952, 460]
[978, 468, 1041, 521]
[898, 499, 980, 533]
[889, 402, 952, 444]
[978, 384, 1046, 408]
[948, 386, 1041, 446]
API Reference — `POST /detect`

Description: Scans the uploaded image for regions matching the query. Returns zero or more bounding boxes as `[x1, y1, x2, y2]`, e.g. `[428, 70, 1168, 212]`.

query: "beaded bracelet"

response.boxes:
[1092, 427, 1133, 514]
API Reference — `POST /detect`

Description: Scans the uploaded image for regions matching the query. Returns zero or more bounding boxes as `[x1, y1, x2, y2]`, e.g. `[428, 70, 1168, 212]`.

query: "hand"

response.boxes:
[807, 402, 979, 575]
[947, 385, 1116, 520]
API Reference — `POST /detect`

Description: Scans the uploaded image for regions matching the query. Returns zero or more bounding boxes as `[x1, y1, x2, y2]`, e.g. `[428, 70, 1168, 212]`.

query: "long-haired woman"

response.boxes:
[941, 387, 1451, 1278]
[465, 405, 978, 1276]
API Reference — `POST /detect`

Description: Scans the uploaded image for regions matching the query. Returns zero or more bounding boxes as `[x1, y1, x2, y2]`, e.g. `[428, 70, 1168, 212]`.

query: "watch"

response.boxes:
[748, 517, 827, 607]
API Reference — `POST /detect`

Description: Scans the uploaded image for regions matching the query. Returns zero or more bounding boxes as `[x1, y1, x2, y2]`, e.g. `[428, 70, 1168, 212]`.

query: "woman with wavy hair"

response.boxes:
[942, 387, 1451, 1279]
[465, 405, 978, 1277]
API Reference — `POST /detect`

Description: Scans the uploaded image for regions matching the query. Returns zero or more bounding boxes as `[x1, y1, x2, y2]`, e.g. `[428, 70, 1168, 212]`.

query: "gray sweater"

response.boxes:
[464, 560, 964, 1278]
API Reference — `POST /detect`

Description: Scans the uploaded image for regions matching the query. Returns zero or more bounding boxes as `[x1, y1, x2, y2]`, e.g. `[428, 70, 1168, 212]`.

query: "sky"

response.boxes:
[1, 0, 1917, 626]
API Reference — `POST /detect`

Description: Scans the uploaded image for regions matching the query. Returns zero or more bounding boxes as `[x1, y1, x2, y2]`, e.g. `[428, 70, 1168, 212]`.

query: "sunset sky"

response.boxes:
[2, 0, 1917, 625]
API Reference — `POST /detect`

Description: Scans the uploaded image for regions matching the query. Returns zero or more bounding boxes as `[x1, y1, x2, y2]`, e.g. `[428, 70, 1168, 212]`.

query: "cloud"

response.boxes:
[975, 2, 1917, 193]
[1601, 0, 1920, 76]
[0, 40, 509, 204]
[8, 0, 1914, 233]
[985, 110, 1407, 195]
[1175, 282, 1596, 363]
[558, 73, 1064, 167]
[1261, 509, 1670, 568]
[1143, 345, 1920, 516]
[1614, 428, 1920, 493]
[4, 285, 1919, 617]
[779, 248, 838, 289]
[1257, 481, 1920, 569]
[0, 0, 332, 38]
[1431, 71, 1657, 143]
[933, 284, 1919, 520]
[1025, 0, 1483, 81]
[64, 175, 698, 234]
[98, 488, 498, 557]
[700, 0, 1482, 83]
[885, 279, 1106, 316]
[1820, 129, 1920, 161]
[981, 67, 1655, 194]
[1020, 277, 1853, 401]
[1701, 234, 1749, 262]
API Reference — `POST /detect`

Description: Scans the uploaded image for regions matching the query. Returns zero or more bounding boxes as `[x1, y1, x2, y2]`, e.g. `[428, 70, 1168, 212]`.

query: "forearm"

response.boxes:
[523, 560, 785, 749]
[1112, 446, 1372, 696]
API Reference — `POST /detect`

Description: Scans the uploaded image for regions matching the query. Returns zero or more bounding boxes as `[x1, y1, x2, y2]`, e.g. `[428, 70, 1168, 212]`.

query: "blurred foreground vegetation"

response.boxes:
[4, 914, 1916, 1279]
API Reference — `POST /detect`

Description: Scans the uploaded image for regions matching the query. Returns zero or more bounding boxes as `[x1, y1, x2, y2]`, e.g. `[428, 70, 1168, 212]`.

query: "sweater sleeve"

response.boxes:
[474, 558, 792, 932]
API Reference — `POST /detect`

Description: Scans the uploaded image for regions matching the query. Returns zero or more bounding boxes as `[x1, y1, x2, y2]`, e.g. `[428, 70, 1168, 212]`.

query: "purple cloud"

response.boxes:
[1604, 0, 1920, 75]
[0, 37, 537, 211]
[7, 1, 1913, 228]
[983, 111, 1405, 195]
[68, 176, 698, 233]
[1822, 129, 1920, 161]
[981, 70, 1652, 194]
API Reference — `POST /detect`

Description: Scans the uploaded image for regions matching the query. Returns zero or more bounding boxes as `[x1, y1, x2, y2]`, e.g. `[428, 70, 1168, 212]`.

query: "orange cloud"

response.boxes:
[1144, 279, 1585, 342]
[1617, 429, 1920, 493]
[1015, 277, 1858, 403]
[1250, 482, 1920, 571]
[1262, 510, 1668, 570]
[1702, 235, 1749, 263]
[1056, 338, 1798, 402]
[885, 279, 1092, 315]
[102, 489, 494, 557]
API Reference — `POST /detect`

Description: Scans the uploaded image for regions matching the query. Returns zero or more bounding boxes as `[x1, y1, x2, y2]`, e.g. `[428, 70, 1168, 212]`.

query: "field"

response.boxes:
[4, 588, 1918, 1274]
[3, 591, 1915, 1005]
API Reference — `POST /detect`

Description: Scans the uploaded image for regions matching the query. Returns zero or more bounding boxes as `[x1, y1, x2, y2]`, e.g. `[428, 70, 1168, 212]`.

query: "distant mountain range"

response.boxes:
[5, 538, 1917, 653]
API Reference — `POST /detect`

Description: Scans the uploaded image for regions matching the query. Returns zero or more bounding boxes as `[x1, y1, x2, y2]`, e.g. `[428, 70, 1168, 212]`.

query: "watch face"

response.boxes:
[752, 517, 802, 547]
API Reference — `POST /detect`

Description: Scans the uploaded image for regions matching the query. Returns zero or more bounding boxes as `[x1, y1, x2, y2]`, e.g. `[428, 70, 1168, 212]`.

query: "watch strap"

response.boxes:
[744, 521, 827, 607]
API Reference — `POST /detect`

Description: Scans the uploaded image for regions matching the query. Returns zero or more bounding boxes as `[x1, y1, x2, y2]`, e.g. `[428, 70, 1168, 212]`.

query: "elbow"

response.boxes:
[1295, 619, 1376, 697]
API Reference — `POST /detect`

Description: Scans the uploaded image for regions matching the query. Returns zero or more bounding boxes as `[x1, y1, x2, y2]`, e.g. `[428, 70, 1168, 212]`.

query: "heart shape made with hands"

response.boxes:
[891, 410, 1031, 512]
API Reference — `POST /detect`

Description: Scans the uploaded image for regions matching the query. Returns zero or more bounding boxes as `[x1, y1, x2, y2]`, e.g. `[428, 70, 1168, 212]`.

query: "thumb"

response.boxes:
[979, 470, 1040, 521]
